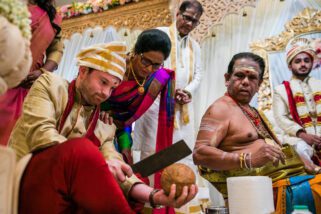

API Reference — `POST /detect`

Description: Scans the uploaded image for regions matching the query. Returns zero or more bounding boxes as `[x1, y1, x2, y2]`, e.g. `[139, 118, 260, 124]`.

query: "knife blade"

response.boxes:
[131, 140, 192, 177]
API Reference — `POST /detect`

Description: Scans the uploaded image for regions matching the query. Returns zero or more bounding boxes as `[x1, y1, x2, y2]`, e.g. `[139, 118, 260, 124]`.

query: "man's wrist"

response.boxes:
[39, 67, 49, 74]
[149, 189, 164, 209]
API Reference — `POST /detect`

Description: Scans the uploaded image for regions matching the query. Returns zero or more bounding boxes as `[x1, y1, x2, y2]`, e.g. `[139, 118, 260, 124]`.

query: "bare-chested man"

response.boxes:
[193, 52, 321, 213]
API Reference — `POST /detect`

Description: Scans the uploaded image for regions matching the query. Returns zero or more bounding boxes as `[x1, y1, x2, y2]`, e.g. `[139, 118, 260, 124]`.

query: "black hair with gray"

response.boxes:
[179, 0, 204, 16]
[227, 52, 265, 80]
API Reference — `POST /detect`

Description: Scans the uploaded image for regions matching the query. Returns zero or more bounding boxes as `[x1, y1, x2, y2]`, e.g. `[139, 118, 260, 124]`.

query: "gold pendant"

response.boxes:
[138, 86, 145, 95]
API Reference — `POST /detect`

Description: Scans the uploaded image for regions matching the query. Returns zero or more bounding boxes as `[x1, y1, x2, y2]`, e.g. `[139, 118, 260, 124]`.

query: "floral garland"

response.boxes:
[0, 0, 31, 40]
[58, 0, 140, 19]
[311, 38, 321, 69]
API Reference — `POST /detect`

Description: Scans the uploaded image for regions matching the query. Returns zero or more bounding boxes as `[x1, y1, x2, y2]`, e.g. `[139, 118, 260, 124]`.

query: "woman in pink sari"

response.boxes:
[0, 0, 64, 145]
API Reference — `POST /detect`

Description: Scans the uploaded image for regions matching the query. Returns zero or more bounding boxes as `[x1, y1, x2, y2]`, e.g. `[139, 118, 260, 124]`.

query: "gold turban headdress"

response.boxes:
[286, 38, 317, 65]
[76, 42, 127, 80]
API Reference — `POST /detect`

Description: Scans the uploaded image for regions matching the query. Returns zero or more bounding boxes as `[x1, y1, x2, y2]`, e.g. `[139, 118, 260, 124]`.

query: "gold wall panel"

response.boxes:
[61, 0, 172, 39]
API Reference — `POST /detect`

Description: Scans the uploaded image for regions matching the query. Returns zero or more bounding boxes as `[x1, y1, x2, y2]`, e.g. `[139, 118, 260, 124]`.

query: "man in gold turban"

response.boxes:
[273, 37, 321, 174]
[9, 42, 197, 214]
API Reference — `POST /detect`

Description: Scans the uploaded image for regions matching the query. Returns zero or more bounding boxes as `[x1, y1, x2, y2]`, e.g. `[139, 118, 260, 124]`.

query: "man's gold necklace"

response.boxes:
[130, 61, 146, 95]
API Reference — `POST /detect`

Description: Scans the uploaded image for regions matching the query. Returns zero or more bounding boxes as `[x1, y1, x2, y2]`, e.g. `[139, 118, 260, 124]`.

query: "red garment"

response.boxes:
[0, 5, 61, 145]
[19, 138, 135, 214]
[283, 81, 303, 126]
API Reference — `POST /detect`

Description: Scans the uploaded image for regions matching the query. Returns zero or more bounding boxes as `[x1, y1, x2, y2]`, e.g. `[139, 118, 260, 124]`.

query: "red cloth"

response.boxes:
[0, 5, 61, 146]
[19, 138, 135, 214]
[283, 81, 303, 126]
[29, 5, 62, 72]
[0, 88, 28, 145]
[58, 80, 101, 147]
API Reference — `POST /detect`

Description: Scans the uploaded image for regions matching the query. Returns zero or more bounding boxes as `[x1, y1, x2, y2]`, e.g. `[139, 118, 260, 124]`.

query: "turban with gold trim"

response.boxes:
[286, 38, 317, 65]
[76, 42, 127, 80]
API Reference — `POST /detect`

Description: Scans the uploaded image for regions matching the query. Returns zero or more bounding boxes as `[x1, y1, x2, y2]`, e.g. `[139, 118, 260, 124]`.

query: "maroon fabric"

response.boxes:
[28, 5, 62, 72]
[19, 138, 135, 214]
[283, 81, 303, 126]
[0, 88, 28, 145]
[58, 80, 101, 147]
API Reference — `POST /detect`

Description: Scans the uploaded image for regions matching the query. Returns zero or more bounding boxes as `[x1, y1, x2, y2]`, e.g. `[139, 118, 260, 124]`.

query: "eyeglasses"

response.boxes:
[180, 13, 200, 26]
[140, 53, 164, 70]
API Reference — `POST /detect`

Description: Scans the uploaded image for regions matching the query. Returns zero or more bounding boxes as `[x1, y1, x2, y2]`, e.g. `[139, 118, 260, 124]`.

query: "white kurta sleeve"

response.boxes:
[184, 41, 202, 94]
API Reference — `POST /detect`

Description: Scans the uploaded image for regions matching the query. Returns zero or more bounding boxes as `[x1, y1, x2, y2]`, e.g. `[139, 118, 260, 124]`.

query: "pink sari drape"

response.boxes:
[0, 6, 61, 145]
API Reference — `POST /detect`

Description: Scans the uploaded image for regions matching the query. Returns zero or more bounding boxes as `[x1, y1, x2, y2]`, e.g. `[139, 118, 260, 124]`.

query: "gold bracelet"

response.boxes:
[239, 153, 244, 169]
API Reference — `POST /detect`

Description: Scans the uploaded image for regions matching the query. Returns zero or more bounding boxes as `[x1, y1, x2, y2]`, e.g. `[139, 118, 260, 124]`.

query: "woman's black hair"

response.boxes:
[34, 0, 61, 35]
[134, 29, 171, 60]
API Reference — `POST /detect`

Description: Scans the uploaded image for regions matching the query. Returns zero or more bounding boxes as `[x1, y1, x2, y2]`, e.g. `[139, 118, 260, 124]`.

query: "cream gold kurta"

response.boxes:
[9, 72, 139, 195]
[273, 76, 321, 162]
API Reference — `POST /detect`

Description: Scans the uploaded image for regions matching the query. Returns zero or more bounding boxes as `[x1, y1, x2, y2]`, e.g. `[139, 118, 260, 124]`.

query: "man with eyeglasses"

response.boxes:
[133, 0, 204, 212]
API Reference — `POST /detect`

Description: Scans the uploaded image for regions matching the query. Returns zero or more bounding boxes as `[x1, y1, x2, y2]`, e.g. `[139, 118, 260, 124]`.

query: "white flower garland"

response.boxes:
[0, 0, 31, 40]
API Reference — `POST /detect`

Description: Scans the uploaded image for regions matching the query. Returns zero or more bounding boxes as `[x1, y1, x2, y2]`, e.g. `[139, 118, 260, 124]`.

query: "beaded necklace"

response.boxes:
[226, 93, 272, 139]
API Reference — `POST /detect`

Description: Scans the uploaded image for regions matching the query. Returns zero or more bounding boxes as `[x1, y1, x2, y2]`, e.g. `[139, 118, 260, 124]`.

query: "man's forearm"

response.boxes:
[193, 145, 240, 171]
[128, 183, 153, 203]
[42, 60, 58, 72]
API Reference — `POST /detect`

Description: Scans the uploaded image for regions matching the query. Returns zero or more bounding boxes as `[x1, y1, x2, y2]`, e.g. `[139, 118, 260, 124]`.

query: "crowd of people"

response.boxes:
[1, 0, 321, 213]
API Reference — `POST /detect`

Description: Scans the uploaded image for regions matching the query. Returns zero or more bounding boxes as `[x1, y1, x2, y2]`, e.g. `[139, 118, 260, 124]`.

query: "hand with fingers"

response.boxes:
[251, 143, 286, 167]
[175, 89, 192, 105]
[297, 131, 321, 146]
[106, 159, 133, 183]
[99, 111, 113, 125]
[19, 69, 42, 88]
[152, 184, 198, 208]
[121, 148, 133, 165]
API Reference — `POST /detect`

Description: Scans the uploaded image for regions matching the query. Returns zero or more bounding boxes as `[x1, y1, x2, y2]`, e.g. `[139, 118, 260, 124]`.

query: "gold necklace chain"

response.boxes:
[130, 61, 146, 86]
[130, 60, 146, 95]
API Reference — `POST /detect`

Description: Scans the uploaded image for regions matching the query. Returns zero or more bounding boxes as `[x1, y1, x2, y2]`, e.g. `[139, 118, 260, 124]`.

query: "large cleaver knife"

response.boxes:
[132, 140, 192, 177]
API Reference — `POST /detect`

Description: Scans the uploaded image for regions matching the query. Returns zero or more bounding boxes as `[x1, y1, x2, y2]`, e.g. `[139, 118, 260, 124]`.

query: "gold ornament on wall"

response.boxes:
[191, 0, 256, 42]
[250, 8, 321, 110]
[61, 0, 172, 39]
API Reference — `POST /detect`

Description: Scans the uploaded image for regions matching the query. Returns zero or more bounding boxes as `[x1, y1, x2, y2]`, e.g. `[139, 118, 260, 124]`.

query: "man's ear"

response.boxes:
[288, 64, 292, 71]
[78, 66, 87, 79]
[258, 79, 263, 89]
[176, 11, 180, 18]
[224, 73, 230, 87]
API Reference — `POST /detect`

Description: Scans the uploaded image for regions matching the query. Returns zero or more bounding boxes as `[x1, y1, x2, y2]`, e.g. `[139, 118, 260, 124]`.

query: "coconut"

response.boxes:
[160, 163, 195, 198]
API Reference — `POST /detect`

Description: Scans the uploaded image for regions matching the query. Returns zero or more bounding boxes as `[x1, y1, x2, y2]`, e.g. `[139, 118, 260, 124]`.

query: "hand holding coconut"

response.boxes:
[149, 163, 198, 208]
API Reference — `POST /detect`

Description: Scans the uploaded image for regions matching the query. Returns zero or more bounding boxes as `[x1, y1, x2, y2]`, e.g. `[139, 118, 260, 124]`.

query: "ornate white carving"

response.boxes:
[250, 8, 321, 110]
[191, 0, 256, 42]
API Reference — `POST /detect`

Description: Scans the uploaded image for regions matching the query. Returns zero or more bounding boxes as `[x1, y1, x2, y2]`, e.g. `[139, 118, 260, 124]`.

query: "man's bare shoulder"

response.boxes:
[203, 96, 235, 120]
